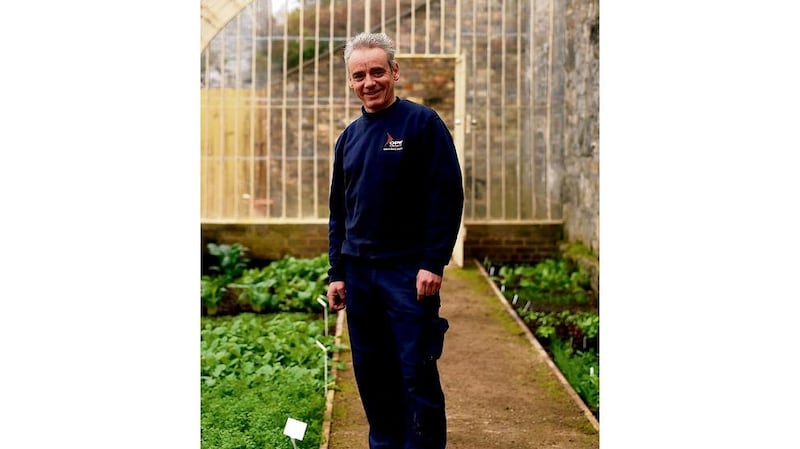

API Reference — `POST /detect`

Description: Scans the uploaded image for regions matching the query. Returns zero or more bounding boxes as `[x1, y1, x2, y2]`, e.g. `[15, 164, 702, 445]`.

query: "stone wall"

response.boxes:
[561, 0, 599, 254]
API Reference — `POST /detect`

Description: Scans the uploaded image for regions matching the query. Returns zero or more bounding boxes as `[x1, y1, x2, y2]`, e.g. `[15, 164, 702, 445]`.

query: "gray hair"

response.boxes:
[343, 32, 397, 71]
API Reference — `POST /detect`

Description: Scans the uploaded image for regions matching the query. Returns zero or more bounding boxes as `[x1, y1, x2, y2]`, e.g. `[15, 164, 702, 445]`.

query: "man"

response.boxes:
[327, 32, 464, 449]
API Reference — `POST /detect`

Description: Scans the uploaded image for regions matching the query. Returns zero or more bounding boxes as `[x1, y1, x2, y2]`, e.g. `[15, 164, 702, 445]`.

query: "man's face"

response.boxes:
[347, 47, 399, 113]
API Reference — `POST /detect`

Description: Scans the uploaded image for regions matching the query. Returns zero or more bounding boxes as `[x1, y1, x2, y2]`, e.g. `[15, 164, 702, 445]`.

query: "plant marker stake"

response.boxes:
[489, 266, 495, 276]
[317, 295, 329, 336]
[590, 367, 595, 377]
[523, 301, 531, 312]
[315, 339, 328, 396]
[283, 417, 307, 449]
[500, 284, 505, 292]
[512, 294, 518, 305]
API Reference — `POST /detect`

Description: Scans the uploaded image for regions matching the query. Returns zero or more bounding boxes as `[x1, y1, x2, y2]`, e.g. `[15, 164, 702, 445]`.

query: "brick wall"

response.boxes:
[464, 223, 564, 264]
[202, 223, 329, 268]
[202, 222, 564, 267]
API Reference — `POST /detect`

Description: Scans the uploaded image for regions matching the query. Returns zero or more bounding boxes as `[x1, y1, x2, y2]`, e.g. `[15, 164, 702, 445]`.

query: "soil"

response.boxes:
[326, 263, 599, 449]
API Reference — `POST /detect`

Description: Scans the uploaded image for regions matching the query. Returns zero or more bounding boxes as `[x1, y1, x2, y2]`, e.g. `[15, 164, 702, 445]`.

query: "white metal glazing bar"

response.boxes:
[297, 0, 305, 217]
[281, 0, 289, 218]
[516, 0, 523, 219]
[485, 0, 492, 219]
[234, 14, 242, 218]
[501, 0, 507, 218]
[249, 2, 257, 219]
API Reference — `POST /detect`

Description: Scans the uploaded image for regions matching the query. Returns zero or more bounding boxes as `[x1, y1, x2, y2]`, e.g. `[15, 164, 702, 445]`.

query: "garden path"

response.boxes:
[325, 261, 599, 449]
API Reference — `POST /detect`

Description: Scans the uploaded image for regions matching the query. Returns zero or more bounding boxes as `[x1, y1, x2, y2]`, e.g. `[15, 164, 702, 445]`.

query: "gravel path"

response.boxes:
[326, 262, 599, 449]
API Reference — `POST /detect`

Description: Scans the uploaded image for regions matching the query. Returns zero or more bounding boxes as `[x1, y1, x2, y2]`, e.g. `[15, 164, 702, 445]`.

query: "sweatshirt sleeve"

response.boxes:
[328, 133, 347, 283]
[419, 115, 465, 276]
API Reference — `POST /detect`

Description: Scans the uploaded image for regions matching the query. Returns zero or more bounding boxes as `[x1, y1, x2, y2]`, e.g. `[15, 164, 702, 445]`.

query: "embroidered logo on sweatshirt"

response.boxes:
[383, 133, 404, 151]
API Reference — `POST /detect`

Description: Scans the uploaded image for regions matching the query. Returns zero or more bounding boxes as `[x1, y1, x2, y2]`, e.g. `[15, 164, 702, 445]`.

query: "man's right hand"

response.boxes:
[327, 281, 346, 311]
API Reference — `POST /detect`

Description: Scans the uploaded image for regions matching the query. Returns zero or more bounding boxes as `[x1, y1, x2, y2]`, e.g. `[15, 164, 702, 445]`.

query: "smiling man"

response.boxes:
[347, 45, 399, 112]
[326, 32, 464, 449]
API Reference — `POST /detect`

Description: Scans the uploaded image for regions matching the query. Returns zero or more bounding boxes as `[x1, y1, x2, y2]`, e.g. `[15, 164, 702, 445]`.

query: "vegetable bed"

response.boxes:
[201, 313, 333, 449]
[200, 245, 337, 449]
[482, 257, 600, 417]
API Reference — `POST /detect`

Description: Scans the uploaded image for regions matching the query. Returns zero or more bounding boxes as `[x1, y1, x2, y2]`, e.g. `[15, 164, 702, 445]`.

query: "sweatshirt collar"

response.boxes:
[361, 96, 400, 119]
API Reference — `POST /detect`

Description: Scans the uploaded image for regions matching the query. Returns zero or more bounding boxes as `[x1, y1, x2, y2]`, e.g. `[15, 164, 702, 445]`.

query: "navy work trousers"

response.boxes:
[343, 256, 449, 449]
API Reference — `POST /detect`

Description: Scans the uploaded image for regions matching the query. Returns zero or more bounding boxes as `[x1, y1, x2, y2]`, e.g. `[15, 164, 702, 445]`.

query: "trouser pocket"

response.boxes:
[424, 317, 449, 362]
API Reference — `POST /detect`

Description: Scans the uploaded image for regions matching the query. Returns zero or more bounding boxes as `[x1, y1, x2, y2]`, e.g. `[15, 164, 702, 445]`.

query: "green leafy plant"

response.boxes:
[517, 310, 599, 351]
[233, 254, 330, 314]
[201, 276, 229, 314]
[519, 310, 559, 340]
[492, 258, 592, 307]
[201, 313, 333, 387]
[201, 246, 332, 316]
[201, 243, 252, 315]
[207, 243, 250, 281]
[566, 311, 599, 340]
[550, 337, 599, 414]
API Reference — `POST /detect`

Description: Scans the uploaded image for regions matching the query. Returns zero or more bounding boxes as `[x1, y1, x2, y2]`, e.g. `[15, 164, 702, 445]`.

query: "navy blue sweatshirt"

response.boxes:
[328, 97, 464, 282]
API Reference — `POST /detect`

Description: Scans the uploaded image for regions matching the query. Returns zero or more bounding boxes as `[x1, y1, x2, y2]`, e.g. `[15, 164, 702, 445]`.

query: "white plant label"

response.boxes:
[317, 296, 329, 336]
[284, 417, 307, 441]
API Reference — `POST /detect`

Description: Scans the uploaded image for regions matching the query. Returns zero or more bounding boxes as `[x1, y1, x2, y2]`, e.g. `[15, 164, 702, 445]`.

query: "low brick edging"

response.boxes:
[474, 258, 600, 431]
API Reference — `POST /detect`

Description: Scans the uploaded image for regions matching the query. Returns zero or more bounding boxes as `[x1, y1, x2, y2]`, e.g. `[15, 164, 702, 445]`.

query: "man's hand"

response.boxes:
[327, 281, 346, 311]
[416, 269, 442, 300]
